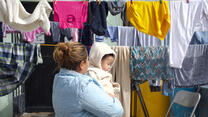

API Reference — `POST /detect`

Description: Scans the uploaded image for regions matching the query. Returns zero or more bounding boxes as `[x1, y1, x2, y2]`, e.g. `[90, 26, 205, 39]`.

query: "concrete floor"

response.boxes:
[19, 112, 55, 117]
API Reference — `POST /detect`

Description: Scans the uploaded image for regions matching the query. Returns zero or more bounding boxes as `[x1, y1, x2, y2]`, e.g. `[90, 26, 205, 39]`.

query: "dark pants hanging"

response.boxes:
[0, 22, 3, 42]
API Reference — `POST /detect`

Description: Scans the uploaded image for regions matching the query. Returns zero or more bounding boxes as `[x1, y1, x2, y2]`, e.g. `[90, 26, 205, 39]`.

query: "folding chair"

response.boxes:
[165, 90, 201, 117]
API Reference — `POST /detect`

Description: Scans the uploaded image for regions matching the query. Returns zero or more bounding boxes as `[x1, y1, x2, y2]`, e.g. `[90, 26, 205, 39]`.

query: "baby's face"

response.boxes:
[101, 56, 114, 71]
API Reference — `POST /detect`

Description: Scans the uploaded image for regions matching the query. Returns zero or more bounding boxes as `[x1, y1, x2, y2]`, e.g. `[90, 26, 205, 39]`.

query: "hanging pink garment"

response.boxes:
[71, 28, 79, 42]
[53, 1, 88, 29]
[24, 28, 51, 42]
[2, 23, 51, 42]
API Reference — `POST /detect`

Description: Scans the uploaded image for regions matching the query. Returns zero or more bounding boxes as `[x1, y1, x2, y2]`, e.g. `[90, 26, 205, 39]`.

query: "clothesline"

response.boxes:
[40, 44, 58, 46]
[21, 0, 192, 1]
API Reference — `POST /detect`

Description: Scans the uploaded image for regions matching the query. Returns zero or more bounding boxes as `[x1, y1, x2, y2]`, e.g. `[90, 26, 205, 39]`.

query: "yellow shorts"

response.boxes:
[126, 1, 170, 40]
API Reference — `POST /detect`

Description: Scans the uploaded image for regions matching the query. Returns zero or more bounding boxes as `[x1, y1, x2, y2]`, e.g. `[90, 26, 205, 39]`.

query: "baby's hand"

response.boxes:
[107, 93, 116, 98]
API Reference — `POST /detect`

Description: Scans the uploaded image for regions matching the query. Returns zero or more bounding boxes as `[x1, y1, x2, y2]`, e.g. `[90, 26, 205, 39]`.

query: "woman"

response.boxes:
[52, 42, 123, 117]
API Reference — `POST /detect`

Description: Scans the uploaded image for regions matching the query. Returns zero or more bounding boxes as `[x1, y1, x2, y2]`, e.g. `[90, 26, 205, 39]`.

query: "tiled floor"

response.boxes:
[19, 112, 55, 117]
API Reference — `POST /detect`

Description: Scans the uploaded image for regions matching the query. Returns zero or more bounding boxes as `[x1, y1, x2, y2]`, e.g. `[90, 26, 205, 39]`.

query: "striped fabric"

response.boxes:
[0, 43, 38, 96]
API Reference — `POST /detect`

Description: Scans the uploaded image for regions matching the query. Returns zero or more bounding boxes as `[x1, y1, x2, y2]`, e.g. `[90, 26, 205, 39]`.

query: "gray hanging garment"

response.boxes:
[107, 1, 125, 16]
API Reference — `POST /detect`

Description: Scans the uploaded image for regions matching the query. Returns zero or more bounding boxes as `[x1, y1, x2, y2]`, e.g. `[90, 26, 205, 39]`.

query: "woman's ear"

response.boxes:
[79, 61, 85, 70]
[77, 60, 88, 74]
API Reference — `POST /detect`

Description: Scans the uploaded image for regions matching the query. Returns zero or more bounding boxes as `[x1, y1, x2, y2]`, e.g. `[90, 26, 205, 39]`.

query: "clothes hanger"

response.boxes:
[54, 0, 57, 4]
[96, 0, 101, 5]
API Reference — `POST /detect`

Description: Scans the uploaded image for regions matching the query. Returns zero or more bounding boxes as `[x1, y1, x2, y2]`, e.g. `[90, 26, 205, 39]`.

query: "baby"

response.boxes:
[88, 42, 120, 98]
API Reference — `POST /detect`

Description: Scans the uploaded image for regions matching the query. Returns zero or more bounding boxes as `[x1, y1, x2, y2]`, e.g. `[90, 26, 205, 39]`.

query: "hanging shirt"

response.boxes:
[126, 1, 170, 40]
[53, 1, 88, 29]
[0, 0, 52, 32]
[169, 0, 208, 68]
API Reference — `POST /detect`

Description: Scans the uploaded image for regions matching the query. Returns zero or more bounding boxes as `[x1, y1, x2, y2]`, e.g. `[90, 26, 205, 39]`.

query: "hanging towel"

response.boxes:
[118, 26, 139, 46]
[53, 1, 88, 29]
[107, 1, 125, 16]
[0, 43, 39, 96]
[137, 30, 164, 89]
[111, 46, 131, 117]
[138, 31, 162, 47]
[174, 44, 208, 87]
[130, 46, 173, 81]
[169, 0, 208, 68]
[88, 1, 108, 36]
[126, 1, 170, 40]
[0, 0, 52, 33]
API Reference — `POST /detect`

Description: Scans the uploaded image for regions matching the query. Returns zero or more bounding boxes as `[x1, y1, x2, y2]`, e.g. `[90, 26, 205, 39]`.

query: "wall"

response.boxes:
[0, 94, 13, 117]
[0, 33, 13, 117]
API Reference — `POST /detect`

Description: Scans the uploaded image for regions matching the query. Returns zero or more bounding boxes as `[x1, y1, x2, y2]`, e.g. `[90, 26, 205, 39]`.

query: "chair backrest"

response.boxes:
[173, 90, 201, 107]
[165, 90, 201, 117]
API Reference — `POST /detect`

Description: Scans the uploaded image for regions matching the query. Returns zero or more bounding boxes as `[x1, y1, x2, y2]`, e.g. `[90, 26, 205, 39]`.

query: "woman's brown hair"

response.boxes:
[53, 42, 88, 71]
